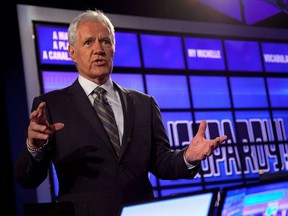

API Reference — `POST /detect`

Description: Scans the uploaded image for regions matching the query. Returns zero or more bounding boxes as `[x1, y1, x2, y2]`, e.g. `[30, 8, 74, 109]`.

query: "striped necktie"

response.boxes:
[93, 86, 120, 157]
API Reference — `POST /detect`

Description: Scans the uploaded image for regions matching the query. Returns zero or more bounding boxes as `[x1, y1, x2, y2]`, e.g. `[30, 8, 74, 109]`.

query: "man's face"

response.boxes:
[68, 21, 115, 85]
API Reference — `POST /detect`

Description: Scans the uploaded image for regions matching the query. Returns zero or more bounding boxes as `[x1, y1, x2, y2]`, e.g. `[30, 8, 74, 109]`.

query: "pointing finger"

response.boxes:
[36, 102, 46, 117]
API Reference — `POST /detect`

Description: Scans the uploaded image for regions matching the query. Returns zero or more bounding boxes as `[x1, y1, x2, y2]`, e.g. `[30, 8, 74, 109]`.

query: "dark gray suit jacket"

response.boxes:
[15, 79, 199, 216]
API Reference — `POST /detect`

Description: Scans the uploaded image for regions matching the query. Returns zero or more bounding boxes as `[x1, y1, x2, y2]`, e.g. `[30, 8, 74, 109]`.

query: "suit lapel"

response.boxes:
[113, 83, 135, 159]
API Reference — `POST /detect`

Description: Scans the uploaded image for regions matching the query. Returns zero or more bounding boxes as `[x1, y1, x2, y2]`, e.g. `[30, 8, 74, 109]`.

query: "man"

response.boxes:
[15, 9, 227, 216]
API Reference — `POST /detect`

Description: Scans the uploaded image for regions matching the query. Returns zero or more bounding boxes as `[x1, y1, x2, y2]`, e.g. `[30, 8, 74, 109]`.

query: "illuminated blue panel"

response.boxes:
[195, 111, 233, 121]
[111, 73, 144, 92]
[184, 38, 225, 70]
[267, 78, 288, 107]
[235, 110, 271, 143]
[140, 34, 185, 69]
[189, 76, 230, 108]
[272, 111, 288, 142]
[234, 111, 279, 177]
[35, 25, 74, 65]
[230, 77, 268, 108]
[42, 71, 78, 93]
[262, 42, 288, 73]
[242, 0, 282, 25]
[198, 0, 242, 22]
[224, 40, 263, 72]
[114, 32, 141, 67]
[145, 75, 190, 108]
[194, 111, 241, 182]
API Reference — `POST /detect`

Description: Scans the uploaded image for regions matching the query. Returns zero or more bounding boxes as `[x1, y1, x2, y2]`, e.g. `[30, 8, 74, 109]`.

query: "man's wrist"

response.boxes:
[183, 148, 200, 169]
[26, 138, 48, 152]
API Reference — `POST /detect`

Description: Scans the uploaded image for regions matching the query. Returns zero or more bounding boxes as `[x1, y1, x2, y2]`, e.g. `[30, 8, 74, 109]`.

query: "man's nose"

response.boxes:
[93, 40, 104, 53]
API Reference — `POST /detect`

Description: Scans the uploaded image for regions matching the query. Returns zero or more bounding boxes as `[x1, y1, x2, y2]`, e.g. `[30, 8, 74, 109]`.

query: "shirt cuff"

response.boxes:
[26, 138, 48, 160]
[183, 151, 200, 170]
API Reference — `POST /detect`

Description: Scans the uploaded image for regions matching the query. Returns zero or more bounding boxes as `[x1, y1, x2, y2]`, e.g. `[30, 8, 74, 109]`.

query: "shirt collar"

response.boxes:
[78, 75, 114, 96]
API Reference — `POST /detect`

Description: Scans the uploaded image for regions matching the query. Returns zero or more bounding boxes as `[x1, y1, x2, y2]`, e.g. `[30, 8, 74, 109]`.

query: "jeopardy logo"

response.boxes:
[167, 118, 288, 179]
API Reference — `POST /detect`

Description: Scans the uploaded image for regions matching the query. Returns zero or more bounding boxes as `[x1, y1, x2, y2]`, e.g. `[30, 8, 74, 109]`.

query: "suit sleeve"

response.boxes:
[14, 96, 52, 188]
[148, 96, 200, 180]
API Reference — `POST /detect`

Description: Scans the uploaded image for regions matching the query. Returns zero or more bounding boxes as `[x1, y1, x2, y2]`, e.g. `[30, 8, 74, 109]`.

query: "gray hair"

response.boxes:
[68, 9, 115, 50]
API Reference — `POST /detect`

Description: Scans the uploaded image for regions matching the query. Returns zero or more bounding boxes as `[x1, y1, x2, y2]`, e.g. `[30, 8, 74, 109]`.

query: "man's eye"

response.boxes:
[102, 40, 111, 45]
[84, 40, 92, 45]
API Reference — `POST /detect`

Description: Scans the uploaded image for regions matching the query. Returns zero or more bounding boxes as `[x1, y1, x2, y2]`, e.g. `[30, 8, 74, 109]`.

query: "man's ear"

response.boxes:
[68, 44, 76, 62]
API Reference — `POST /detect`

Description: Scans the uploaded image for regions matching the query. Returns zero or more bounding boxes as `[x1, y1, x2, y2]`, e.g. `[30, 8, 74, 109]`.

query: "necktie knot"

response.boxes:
[94, 86, 106, 99]
[94, 87, 109, 105]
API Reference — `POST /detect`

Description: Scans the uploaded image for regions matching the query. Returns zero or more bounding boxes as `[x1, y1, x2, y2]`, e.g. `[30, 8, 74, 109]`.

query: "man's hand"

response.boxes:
[27, 102, 64, 149]
[185, 120, 227, 164]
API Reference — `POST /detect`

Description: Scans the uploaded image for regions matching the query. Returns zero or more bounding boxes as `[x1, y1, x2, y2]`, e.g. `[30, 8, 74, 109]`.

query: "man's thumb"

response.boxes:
[53, 123, 65, 132]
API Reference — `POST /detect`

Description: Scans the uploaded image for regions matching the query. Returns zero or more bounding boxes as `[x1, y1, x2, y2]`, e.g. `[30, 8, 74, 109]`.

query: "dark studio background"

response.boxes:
[1, 0, 288, 216]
